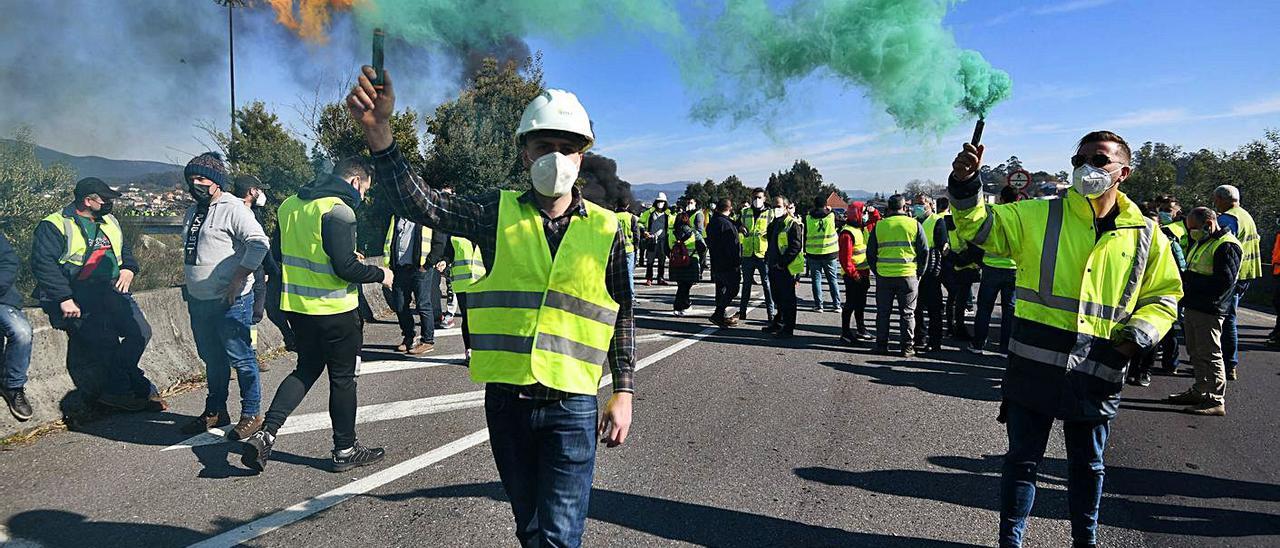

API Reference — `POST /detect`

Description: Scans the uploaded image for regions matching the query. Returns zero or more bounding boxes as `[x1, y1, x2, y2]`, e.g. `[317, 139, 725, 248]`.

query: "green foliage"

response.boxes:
[765, 159, 829, 209]
[0, 127, 74, 303]
[680, 174, 753, 210]
[207, 101, 313, 235]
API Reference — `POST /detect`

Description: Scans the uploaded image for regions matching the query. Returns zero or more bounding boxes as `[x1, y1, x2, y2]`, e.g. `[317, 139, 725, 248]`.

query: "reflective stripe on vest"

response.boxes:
[945, 213, 979, 271]
[383, 217, 432, 267]
[450, 236, 486, 291]
[873, 216, 919, 277]
[278, 195, 358, 315]
[804, 214, 838, 255]
[43, 212, 123, 267]
[840, 225, 869, 271]
[1224, 206, 1261, 280]
[1186, 231, 1241, 277]
[466, 191, 620, 395]
[983, 253, 1016, 269]
[739, 207, 772, 258]
[617, 211, 635, 254]
[776, 217, 805, 276]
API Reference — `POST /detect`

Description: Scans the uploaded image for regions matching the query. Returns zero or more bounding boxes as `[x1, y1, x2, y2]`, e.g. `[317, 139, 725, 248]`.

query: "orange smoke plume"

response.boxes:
[266, 0, 358, 43]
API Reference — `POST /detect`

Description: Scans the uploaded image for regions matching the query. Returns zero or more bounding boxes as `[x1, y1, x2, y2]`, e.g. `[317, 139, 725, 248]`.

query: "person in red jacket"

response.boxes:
[838, 202, 873, 342]
[1269, 224, 1280, 347]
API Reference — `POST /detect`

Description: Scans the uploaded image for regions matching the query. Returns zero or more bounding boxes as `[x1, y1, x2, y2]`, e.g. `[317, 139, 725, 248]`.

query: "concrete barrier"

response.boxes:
[0, 281, 394, 440]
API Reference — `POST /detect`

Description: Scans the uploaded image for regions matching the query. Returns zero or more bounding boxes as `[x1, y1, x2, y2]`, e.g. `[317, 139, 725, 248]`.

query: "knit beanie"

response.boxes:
[185, 152, 230, 190]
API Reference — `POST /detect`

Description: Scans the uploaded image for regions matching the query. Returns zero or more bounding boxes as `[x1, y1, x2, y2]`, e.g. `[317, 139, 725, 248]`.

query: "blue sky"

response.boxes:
[10, 0, 1280, 194]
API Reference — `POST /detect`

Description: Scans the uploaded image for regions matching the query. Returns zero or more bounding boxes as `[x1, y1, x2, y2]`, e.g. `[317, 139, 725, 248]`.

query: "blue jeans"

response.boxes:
[385, 266, 437, 342]
[806, 256, 842, 309]
[739, 256, 774, 316]
[486, 386, 598, 548]
[188, 293, 261, 417]
[0, 305, 33, 389]
[625, 251, 636, 302]
[1220, 281, 1248, 371]
[1000, 401, 1110, 547]
[974, 266, 1016, 351]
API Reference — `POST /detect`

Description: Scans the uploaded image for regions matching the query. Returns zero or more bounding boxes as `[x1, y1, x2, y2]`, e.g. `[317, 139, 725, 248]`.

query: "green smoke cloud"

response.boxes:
[683, 0, 1012, 132]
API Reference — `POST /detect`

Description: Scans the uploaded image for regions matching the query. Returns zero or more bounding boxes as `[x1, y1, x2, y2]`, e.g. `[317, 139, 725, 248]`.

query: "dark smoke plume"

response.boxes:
[579, 152, 633, 209]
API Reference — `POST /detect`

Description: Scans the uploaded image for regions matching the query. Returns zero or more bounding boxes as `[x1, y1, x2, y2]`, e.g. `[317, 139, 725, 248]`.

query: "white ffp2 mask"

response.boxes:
[530, 152, 580, 197]
[1072, 164, 1121, 199]
[254, 191, 267, 208]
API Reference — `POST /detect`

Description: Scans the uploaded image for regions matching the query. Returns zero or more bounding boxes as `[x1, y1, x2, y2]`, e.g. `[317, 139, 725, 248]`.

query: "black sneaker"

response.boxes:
[241, 430, 275, 472]
[1136, 370, 1152, 387]
[1, 388, 33, 421]
[761, 323, 780, 333]
[332, 442, 386, 472]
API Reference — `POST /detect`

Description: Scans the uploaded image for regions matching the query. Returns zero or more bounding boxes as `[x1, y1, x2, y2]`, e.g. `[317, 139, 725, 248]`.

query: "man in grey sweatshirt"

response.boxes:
[179, 153, 270, 441]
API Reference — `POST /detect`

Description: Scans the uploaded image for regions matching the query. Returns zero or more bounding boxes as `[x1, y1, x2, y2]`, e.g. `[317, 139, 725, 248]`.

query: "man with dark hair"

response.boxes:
[242, 157, 394, 473]
[867, 194, 928, 356]
[805, 194, 842, 313]
[31, 177, 164, 412]
[706, 198, 742, 327]
[737, 187, 774, 323]
[948, 130, 1182, 547]
[764, 196, 804, 338]
[232, 174, 290, 360]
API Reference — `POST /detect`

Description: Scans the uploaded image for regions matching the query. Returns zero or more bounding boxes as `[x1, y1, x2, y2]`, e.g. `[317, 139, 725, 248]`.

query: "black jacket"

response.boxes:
[297, 174, 385, 285]
[0, 232, 22, 308]
[1182, 228, 1242, 315]
[765, 215, 805, 270]
[31, 204, 140, 304]
[705, 212, 741, 273]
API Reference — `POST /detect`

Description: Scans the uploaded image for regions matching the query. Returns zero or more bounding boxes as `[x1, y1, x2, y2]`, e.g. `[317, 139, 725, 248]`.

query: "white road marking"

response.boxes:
[358, 354, 467, 374]
[188, 308, 747, 547]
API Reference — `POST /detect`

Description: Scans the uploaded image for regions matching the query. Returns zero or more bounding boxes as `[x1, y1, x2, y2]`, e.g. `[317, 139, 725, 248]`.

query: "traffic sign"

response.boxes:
[1007, 169, 1032, 190]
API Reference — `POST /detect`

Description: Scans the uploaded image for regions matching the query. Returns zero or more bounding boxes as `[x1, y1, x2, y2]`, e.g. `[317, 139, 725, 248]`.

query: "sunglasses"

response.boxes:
[1070, 153, 1122, 169]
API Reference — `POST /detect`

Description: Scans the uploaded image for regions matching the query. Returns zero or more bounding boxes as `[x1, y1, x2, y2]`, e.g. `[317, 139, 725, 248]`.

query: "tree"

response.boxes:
[902, 179, 945, 198]
[204, 101, 313, 236]
[766, 159, 825, 209]
[1124, 141, 1182, 203]
[0, 127, 74, 303]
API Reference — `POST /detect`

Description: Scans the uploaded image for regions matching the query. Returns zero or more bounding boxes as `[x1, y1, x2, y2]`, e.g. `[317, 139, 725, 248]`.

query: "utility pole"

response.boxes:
[216, 1, 248, 140]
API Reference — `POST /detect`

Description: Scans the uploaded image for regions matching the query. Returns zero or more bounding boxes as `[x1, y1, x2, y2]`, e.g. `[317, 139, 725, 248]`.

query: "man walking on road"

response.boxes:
[348, 66, 633, 548]
[707, 198, 742, 327]
[31, 177, 165, 412]
[948, 130, 1183, 548]
[804, 195, 842, 313]
[1166, 207, 1239, 416]
[0, 232, 33, 421]
[383, 212, 447, 355]
[737, 187, 775, 324]
[1211, 184, 1260, 380]
[764, 196, 804, 339]
[867, 194, 928, 357]
[179, 153, 270, 441]
[242, 158, 394, 474]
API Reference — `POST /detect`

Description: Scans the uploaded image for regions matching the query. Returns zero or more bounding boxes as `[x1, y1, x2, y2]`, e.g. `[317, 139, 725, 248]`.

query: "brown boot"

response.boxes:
[1182, 401, 1226, 416]
[182, 410, 231, 435]
[226, 415, 265, 441]
[396, 337, 412, 353]
[408, 341, 435, 355]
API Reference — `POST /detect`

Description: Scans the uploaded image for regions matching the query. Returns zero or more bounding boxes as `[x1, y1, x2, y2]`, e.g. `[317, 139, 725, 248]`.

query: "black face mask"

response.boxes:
[98, 199, 114, 216]
[189, 183, 213, 205]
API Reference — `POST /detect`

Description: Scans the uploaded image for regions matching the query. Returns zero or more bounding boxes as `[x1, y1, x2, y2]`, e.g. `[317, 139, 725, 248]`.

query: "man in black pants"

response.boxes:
[706, 198, 741, 327]
[242, 158, 394, 473]
[764, 196, 805, 338]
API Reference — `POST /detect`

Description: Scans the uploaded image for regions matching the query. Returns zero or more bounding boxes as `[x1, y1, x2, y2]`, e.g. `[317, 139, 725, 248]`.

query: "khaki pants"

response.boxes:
[1184, 308, 1226, 403]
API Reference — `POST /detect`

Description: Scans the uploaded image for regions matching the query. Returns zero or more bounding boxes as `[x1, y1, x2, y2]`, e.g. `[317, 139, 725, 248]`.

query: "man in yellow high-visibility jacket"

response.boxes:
[1211, 184, 1259, 380]
[349, 65, 633, 548]
[948, 130, 1183, 547]
[867, 194, 929, 356]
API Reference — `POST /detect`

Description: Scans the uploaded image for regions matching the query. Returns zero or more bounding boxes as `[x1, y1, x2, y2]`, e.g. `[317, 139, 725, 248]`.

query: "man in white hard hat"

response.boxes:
[639, 192, 673, 285]
[347, 66, 633, 548]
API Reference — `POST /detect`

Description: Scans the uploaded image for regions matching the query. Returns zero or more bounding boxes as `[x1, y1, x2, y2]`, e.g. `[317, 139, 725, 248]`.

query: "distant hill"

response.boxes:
[633, 180, 878, 203]
[5, 139, 185, 190]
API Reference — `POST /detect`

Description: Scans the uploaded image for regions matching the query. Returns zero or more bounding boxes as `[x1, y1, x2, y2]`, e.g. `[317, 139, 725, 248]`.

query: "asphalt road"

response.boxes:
[0, 279, 1276, 547]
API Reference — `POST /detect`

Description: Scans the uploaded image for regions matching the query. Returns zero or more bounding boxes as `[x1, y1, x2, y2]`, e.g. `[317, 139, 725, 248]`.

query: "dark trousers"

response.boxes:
[712, 269, 740, 318]
[1000, 401, 1109, 547]
[264, 272, 296, 348]
[458, 293, 471, 350]
[54, 287, 154, 398]
[486, 386, 598, 548]
[947, 278, 976, 338]
[264, 310, 362, 450]
[841, 273, 870, 335]
[974, 266, 1016, 351]
[675, 281, 694, 311]
[767, 266, 798, 332]
[385, 265, 437, 343]
[645, 240, 667, 281]
[1272, 284, 1280, 338]
[914, 274, 945, 347]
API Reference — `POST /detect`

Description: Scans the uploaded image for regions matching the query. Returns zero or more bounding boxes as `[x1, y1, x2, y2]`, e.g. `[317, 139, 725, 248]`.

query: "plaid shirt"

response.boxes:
[372, 142, 635, 398]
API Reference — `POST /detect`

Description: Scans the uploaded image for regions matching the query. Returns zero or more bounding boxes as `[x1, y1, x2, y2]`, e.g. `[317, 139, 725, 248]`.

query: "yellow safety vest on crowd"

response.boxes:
[921, 212, 944, 249]
[952, 188, 1182, 385]
[616, 211, 636, 254]
[804, 213, 838, 255]
[776, 216, 806, 276]
[872, 215, 920, 278]
[739, 207, 772, 258]
[668, 218, 699, 252]
[944, 212, 979, 272]
[466, 191, 621, 395]
[382, 217, 432, 267]
[1186, 231, 1242, 277]
[1162, 219, 1189, 251]
[450, 236, 486, 292]
[277, 195, 359, 315]
[839, 224, 869, 272]
[1223, 205, 1261, 280]
[639, 207, 673, 236]
[42, 211, 124, 267]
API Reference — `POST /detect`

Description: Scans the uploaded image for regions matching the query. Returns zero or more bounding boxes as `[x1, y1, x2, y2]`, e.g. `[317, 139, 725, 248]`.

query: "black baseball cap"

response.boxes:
[230, 174, 270, 198]
[73, 177, 123, 200]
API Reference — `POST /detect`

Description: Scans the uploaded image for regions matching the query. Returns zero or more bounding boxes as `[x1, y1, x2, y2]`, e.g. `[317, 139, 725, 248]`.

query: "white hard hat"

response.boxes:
[516, 89, 595, 152]
[656, 192, 668, 202]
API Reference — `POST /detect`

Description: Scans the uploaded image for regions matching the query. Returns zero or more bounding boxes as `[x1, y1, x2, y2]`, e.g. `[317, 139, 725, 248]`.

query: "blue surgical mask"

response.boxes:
[1158, 211, 1172, 224]
[911, 204, 926, 218]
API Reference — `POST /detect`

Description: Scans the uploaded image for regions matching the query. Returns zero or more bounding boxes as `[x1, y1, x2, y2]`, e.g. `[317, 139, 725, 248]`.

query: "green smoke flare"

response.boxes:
[684, 0, 1012, 132]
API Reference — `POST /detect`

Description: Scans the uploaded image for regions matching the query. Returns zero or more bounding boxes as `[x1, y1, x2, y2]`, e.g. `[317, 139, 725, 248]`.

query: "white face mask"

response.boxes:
[686, 203, 697, 212]
[752, 197, 765, 209]
[530, 152, 580, 198]
[773, 207, 786, 218]
[1072, 164, 1122, 199]
[254, 191, 267, 208]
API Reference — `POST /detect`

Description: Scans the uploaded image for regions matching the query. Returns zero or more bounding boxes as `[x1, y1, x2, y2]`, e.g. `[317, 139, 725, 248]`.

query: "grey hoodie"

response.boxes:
[182, 193, 269, 301]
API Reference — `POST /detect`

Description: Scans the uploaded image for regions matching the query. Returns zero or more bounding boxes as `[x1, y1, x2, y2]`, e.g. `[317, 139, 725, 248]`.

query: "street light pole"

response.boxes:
[216, 1, 247, 138]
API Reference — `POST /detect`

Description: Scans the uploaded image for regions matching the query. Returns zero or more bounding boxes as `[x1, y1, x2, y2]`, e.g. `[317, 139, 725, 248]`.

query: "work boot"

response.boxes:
[1182, 401, 1226, 416]
[181, 410, 231, 435]
[97, 393, 148, 412]
[0, 387, 33, 421]
[1165, 390, 1204, 405]
[332, 442, 386, 472]
[241, 430, 275, 472]
[147, 388, 169, 412]
[226, 415, 264, 441]
[408, 340, 435, 355]
[724, 316, 740, 327]
[396, 336, 413, 353]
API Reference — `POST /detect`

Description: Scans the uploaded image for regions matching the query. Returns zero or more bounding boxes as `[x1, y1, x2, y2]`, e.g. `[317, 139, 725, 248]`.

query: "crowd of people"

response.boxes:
[0, 66, 1272, 547]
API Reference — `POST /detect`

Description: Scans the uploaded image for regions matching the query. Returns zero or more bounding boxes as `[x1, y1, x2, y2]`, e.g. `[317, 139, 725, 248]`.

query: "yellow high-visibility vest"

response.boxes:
[922, 212, 944, 249]
[1187, 231, 1241, 277]
[466, 191, 620, 395]
[616, 211, 636, 254]
[944, 212, 979, 272]
[277, 195, 359, 315]
[383, 217, 432, 267]
[450, 236, 486, 292]
[42, 211, 124, 267]
[804, 213, 838, 255]
[1222, 205, 1261, 280]
[739, 207, 772, 258]
[775, 216, 806, 276]
[839, 224, 869, 271]
[872, 215, 920, 278]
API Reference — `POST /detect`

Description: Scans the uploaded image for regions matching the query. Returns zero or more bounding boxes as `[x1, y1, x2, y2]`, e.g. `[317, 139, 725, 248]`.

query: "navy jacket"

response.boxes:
[0, 232, 22, 308]
[30, 204, 140, 304]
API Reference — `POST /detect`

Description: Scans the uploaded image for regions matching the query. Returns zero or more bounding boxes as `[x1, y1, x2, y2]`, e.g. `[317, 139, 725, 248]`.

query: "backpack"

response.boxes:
[669, 240, 692, 268]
